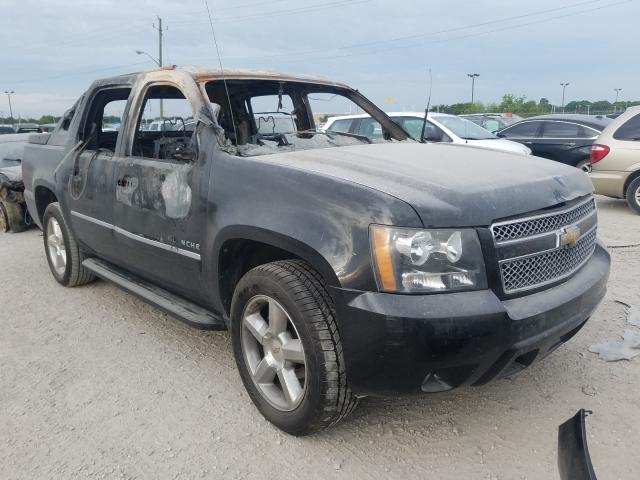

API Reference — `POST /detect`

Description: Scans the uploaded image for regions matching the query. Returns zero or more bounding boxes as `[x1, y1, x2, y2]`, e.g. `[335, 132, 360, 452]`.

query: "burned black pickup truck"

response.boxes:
[22, 67, 610, 435]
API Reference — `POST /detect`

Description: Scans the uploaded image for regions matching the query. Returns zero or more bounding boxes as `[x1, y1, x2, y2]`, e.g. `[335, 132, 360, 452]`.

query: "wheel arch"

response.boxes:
[214, 225, 341, 318]
[623, 169, 640, 196]
[33, 183, 59, 225]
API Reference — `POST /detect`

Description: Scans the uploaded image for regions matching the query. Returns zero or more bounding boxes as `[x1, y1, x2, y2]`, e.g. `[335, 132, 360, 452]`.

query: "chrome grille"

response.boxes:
[500, 228, 597, 292]
[491, 196, 598, 294]
[492, 198, 596, 242]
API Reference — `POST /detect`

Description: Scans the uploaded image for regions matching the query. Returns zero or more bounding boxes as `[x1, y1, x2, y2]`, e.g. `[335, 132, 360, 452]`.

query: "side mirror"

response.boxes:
[496, 132, 506, 138]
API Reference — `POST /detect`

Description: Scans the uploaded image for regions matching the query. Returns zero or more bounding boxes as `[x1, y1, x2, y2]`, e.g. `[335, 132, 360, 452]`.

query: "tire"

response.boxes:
[231, 260, 357, 435]
[576, 159, 592, 173]
[626, 176, 640, 215]
[42, 202, 95, 287]
[0, 199, 27, 233]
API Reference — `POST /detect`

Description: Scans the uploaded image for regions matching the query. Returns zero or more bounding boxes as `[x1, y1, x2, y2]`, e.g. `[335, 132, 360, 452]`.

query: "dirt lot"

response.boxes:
[1, 196, 639, 480]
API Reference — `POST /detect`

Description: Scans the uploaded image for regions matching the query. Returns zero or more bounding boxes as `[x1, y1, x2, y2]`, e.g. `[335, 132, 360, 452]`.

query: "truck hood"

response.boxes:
[258, 142, 593, 227]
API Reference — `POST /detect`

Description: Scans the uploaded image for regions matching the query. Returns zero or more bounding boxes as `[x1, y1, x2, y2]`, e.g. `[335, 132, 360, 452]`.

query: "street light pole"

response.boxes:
[4, 90, 15, 121]
[560, 82, 569, 113]
[467, 73, 480, 104]
[153, 16, 167, 118]
[614, 88, 622, 113]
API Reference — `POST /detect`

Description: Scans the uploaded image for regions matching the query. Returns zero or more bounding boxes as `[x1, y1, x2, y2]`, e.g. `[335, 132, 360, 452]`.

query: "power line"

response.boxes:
[8, 62, 149, 86]
[170, 0, 368, 25]
[218, 0, 619, 61]
[222, 0, 632, 66]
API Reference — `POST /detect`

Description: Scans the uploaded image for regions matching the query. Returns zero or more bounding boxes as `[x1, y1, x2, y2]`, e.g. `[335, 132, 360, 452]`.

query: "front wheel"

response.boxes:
[43, 202, 95, 287]
[626, 176, 640, 215]
[231, 260, 357, 435]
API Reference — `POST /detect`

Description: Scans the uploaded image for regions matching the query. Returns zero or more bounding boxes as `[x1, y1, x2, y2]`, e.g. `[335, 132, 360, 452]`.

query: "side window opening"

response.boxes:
[613, 113, 640, 141]
[132, 84, 195, 161]
[81, 87, 131, 152]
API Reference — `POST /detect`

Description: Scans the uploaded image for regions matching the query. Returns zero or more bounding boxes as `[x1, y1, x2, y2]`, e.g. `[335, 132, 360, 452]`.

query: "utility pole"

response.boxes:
[613, 88, 622, 113]
[467, 73, 480, 104]
[560, 82, 569, 113]
[152, 15, 168, 117]
[4, 90, 14, 122]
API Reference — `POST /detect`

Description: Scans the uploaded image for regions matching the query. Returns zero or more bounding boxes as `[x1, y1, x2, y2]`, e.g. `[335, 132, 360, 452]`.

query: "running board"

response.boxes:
[82, 258, 227, 330]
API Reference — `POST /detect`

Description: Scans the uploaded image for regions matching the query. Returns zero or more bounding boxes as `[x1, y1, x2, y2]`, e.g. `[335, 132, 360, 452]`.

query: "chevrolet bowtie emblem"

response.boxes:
[558, 225, 581, 248]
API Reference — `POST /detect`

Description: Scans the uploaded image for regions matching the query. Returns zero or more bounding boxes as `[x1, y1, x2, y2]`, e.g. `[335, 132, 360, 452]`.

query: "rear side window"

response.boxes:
[501, 121, 541, 138]
[326, 118, 353, 133]
[81, 87, 131, 152]
[542, 122, 582, 138]
[613, 113, 640, 141]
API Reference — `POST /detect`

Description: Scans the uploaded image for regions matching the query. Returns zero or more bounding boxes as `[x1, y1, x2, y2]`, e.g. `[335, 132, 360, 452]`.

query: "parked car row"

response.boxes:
[0, 123, 43, 134]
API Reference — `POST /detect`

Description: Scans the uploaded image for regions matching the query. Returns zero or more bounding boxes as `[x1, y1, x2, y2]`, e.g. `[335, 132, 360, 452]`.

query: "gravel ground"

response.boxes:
[1, 196, 639, 480]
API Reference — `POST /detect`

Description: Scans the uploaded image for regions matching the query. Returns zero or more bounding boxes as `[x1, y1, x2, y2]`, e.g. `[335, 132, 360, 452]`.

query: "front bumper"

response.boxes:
[589, 170, 631, 198]
[331, 242, 610, 396]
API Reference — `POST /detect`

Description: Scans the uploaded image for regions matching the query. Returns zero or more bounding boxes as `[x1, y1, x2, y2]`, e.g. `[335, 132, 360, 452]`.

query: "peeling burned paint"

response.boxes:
[115, 163, 193, 219]
[161, 164, 192, 218]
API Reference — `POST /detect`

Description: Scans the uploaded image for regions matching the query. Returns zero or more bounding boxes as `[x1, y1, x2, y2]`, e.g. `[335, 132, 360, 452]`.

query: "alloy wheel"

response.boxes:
[46, 217, 67, 276]
[240, 295, 307, 411]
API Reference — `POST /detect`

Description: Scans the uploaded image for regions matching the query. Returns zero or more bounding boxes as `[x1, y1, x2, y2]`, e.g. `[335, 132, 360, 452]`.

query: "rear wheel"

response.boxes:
[626, 176, 640, 215]
[43, 202, 95, 286]
[231, 260, 357, 435]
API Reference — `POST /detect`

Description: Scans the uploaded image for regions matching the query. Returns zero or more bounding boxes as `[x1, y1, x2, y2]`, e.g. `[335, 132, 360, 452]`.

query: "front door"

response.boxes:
[112, 82, 210, 302]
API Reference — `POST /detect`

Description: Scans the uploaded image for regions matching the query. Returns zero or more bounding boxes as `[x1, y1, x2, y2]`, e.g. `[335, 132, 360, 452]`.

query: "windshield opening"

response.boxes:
[203, 79, 409, 157]
[435, 116, 497, 140]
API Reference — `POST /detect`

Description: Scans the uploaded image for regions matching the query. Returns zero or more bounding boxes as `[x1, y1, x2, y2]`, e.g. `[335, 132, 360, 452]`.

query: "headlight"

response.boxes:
[370, 225, 487, 293]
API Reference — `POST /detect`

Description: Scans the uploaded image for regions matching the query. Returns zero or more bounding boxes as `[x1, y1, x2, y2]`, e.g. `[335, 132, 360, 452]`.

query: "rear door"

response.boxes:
[498, 121, 543, 155]
[536, 121, 598, 166]
[67, 86, 131, 257]
[112, 82, 210, 301]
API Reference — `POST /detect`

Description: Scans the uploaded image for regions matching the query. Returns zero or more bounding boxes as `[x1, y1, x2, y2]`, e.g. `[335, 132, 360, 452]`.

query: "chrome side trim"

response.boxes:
[71, 210, 114, 230]
[70, 210, 201, 261]
[113, 226, 201, 260]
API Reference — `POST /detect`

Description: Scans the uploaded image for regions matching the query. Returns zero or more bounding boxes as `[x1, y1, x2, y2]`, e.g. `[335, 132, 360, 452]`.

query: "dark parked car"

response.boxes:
[496, 114, 611, 171]
[22, 67, 609, 435]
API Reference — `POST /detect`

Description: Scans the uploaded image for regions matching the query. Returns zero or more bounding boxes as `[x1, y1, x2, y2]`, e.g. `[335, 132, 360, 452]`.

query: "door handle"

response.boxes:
[523, 141, 533, 144]
[564, 142, 576, 147]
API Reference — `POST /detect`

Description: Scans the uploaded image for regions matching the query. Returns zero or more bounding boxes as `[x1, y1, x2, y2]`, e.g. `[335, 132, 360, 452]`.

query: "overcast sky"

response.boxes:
[1, 0, 638, 118]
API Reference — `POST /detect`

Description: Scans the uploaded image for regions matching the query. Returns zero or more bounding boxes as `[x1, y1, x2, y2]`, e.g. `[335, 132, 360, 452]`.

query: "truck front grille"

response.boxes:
[491, 198, 596, 242]
[499, 228, 597, 292]
[491, 196, 598, 294]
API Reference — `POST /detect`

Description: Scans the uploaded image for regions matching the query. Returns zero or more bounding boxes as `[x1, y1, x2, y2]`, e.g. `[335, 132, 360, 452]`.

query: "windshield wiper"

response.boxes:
[297, 130, 372, 144]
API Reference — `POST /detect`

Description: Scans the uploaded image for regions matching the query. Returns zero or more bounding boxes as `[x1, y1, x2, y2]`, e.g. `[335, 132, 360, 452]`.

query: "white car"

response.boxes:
[323, 112, 532, 155]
